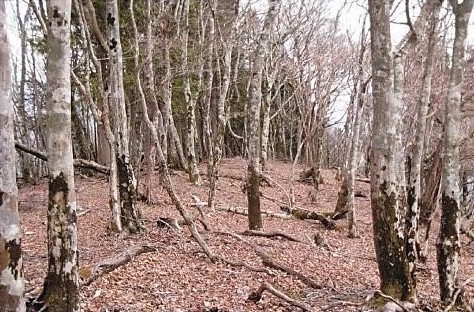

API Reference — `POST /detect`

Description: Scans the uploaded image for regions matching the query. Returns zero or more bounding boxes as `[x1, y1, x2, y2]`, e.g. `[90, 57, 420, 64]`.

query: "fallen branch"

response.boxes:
[356, 177, 370, 184]
[218, 231, 321, 289]
[217, 206, 291, 219]
[249, 281, 313, 311]
[219, 257, 269, 273]
[239, 229, 307, 244]
[81, 244, 156, 287]
[280, 206, 336, 229]
[15, 141, 109, 175]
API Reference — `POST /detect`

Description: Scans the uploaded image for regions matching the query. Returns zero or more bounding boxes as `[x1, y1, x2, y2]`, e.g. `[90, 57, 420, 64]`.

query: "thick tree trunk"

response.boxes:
[368, 0, 414, 301]
[437, 0, 473, 304]
[106, 0, 142, 233]
[40, 1, 80, 310]
[0, 3, 26, 310]
[247, 0, 281, 230]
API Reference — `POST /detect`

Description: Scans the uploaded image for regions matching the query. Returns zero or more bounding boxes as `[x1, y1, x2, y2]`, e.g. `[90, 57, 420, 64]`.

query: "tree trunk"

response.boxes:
[368, 0, 414, 301]
[208, 1, 235, 208]
[142, 0, 165, 204]
[40, 1, 80, 310]
[182, 0, 202, 184]
[247, 0, 281, 230]
[437, 0, 473, 304]
[0, 3, 26, 310]
[405, 0, 441, 283]
[106, 0, 142, 234]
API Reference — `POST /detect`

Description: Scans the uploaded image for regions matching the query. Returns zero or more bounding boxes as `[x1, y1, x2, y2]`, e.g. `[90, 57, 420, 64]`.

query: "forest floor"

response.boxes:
[19, 158, 474, 312]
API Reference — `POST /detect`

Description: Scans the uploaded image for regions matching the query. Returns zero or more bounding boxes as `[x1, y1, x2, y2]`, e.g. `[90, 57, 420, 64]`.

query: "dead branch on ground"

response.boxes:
[81, 244, 157, 287]
[239, 229, 307, 244]
[248, 281, 313, 311]
[218, 231, 321, 289]
[217, 206, 291, 219]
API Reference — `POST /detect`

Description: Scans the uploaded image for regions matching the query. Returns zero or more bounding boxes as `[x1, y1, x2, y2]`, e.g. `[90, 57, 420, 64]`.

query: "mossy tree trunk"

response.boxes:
[40, 1, 80, 310]
[437, 0, 473, 304]
[368, 0, 415, 302]
[0, 3, 26, 310]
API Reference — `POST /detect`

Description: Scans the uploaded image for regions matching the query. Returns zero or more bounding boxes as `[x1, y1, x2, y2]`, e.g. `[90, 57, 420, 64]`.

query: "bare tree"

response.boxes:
[437, 0, 474, 304]
[0, 2, 26, 310]
[247, 0, 281, 230]
[368, 0, 414, 301]
[38, 1, 80, 310]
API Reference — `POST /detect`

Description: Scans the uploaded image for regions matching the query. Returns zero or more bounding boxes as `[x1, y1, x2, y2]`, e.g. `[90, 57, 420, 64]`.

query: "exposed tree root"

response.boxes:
[248, 281, 313, 311]
[218, 231, 321, 289]
[239, 229, 307, 244]
[81, 244, 157, 287]
[443, 277, 474, 312]
[280, 205, 336, 229]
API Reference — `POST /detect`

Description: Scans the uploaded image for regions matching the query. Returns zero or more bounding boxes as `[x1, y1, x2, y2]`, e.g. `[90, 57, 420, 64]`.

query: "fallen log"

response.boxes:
[15, 141, 109, 175]
[249, 281, 313, 312]
[280, 205, 336, 229]
[81, 244, 156, 287]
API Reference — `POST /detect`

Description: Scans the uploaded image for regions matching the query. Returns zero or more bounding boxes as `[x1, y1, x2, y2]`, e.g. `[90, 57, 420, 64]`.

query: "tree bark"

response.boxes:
[368, 0, 414, 301]
[405, 0, 441, 284]
[182, 0, 202, 185]
[247, 0, 281, 230]
[437, 0, 473, 304]
[40, 1, 80, 310]
[106, 0, 142, 234]
[0, 3, 26, 310]
[208, 1, 235, 208]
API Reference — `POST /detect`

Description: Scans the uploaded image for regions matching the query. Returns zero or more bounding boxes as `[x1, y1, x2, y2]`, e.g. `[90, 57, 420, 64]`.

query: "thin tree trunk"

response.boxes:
[437, 0, 473, 304]
[142, 0, 165, 204]
[405, 0, 441, 284]
[40, 1, 80, 310]
[0, 2, 26, 310]
[182, 0, 202, 184]
[106, 0, 142, 233]
[208, 1, 235, 209]
[247, 0, 281, 230]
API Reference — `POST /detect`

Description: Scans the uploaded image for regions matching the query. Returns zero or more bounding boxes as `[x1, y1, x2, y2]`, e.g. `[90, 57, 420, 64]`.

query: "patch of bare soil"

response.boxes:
[19, 159, 474, 311]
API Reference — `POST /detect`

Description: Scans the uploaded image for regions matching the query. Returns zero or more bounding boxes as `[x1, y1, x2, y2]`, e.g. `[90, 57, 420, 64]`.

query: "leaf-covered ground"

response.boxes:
[19, 159, 474, 311]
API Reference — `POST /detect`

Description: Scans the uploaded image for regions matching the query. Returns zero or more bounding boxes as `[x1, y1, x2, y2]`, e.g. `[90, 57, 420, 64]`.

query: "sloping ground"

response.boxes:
[19, 158, 473, 311]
